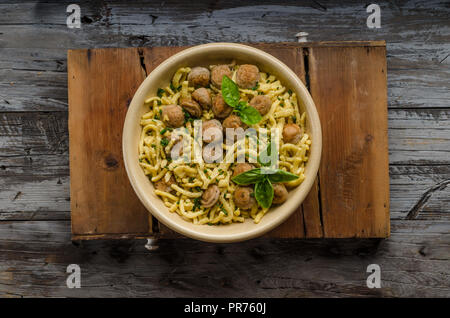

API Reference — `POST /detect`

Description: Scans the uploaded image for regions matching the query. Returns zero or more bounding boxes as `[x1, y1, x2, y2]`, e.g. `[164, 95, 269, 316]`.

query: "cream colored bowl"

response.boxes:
[123, 43, 322, 243]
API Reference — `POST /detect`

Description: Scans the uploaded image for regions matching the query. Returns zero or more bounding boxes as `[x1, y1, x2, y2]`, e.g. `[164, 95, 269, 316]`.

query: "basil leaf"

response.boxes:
[267, 170, 299, 183]
[221, 75, 240, 107]
[231, 168, 265, 185]
[238, 105, 262, 126]
[255, 178, 274, 209]
[258, 142, 272, 167]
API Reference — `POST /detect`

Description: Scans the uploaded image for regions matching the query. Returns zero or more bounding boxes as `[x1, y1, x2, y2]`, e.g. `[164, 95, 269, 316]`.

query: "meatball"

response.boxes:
[202, 119, 223, 143]
[282, 123, 303, 144]
[223, 114, 248, 131]
[211, 64, 232, 88]
[234, 186, 256, 210]
[161, 104, 184, 128]
[236, 64, 259, 89]
[192, 87, 211, 109]
[154, 175, 176, 193]
[232, 163, 254, 179]
[249, 95, 272, 116]
[180, 97, 202, 118]
[201, 185, 220, 208]
[187, 67, 210, 87]
[212, 94, 233, 119]
[222, 114, 247, 141]
[272, 183, 288, 204]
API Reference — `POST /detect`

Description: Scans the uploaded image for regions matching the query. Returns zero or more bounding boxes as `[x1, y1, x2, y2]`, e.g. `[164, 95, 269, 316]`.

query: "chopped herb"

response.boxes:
[288, 89, 293, 95]
[251, 82, 259, 91]
[193, 197, 202, 211]
[157, 88, 165, 97]
[220, 206, 228, 215]
[157, 100, 162, 106]
[160, 138, 169, 147]
[203, 169, 208, 174]
[188, 177, 195, 183]
[169, 83, 176, 91]
[151, 144, 156, 148]
[291, 116, 297, 122]
[160, 128, 168, 135]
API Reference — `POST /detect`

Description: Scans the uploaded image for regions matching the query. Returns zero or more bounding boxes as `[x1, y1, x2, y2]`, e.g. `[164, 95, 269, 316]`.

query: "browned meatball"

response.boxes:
[249, 95, 272, 115]
[201, 185, 220, 208]
[282, 123, 303, 144]
[234, 186, 256, 210]
[192, 87, 212, 109]
[188, 67, 210, 87]
[162, 104, 184, 128]
[212, 94, 233, 119]
[180, 97, 202, 118]
[154, 175, 176, 193]
[272, 183, 288, 204]
[202, 119, 223, 143]
[223, 114, 248, 131]
[211, 64, 232, 88]
[236, 64, 259, 89]
[232, 163, 254, 179]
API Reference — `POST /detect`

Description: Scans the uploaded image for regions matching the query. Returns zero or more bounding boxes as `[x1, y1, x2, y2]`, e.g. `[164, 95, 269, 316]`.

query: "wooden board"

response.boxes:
[68, 42, 390, 240]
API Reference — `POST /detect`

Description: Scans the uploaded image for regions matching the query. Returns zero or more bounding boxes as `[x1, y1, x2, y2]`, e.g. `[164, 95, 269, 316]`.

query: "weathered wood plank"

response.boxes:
[0, 219, 447, 297]
[68, 48, 152, 238]
[309, 45, 390, 238]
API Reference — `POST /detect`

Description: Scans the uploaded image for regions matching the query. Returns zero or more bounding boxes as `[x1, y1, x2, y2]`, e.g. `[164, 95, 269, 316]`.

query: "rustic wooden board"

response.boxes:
[308, 45, 390, 237]
[68, 48, 153, 240]
[68, 42, 390, 240]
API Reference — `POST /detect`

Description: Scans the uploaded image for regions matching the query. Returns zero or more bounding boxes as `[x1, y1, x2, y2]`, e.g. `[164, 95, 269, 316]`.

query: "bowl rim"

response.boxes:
[123, 42, 322, 243]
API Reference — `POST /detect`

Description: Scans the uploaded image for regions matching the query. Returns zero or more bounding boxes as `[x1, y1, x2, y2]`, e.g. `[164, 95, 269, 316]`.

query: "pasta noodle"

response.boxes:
[138, 64, 311, 225]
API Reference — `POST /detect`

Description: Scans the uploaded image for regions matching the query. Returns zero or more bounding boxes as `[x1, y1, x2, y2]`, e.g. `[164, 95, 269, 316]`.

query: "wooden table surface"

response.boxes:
[0, 0, 448, 297]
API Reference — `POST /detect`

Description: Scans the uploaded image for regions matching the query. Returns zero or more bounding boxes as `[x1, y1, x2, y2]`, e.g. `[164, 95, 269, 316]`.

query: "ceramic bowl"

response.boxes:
[123, 43, 322, 243]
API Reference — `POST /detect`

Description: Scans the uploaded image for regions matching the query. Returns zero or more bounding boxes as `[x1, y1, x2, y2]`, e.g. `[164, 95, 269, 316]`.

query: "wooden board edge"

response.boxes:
[65, 41, 387, 55]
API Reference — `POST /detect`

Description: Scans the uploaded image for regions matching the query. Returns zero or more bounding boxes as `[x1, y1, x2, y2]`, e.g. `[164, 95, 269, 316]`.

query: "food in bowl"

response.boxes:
[138, 62, 312, 225]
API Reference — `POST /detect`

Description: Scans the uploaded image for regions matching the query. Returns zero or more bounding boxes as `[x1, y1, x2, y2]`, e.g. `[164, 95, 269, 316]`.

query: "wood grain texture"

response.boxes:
[68, 48, 152, 239]
[0, 0, 449, 297]
[309, 45, 390, 238]
[0, 219, 448, 297]
[70, 43, 387, 239]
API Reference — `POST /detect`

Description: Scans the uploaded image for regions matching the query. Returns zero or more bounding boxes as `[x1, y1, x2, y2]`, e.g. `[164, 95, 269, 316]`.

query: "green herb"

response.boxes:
[160, 128, 168, 135]
[184, 110, 193, 123]
[221, 76, 262, 126]
[193, 197, 202, 211]
[157, 88, 165, 97]
[170, 83, 176, 91]
[231, 165, 299, 209]
[151, 144, 156, 148]
[221, 75, 240, 107]
[236, 102, 262, 126]
[220, 206, 228, 215]
[288, 89, 293, 95]
[160, 137, 169, 147]
[231, 168, 265, 185]
[255, 177, 274, 209]
[251, 82, 259, 91]
[291, 116, 296, 123]
[157, 100, 162, 106]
